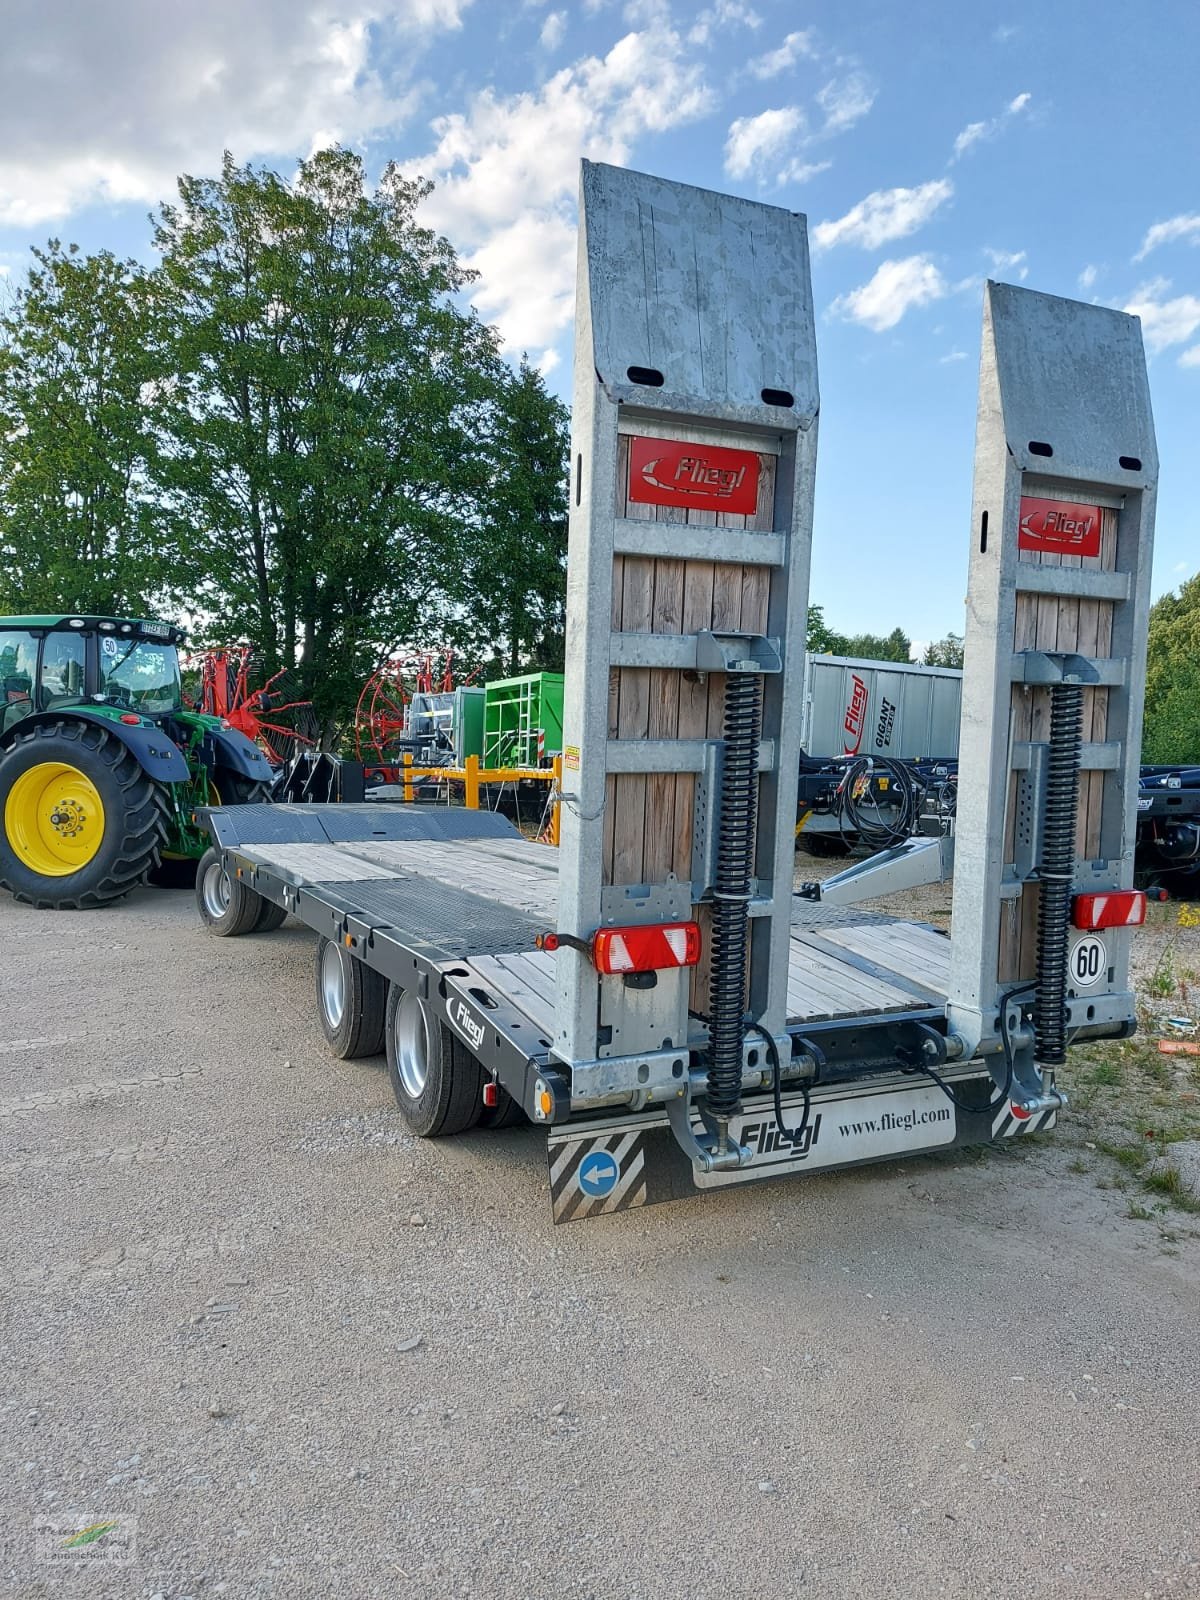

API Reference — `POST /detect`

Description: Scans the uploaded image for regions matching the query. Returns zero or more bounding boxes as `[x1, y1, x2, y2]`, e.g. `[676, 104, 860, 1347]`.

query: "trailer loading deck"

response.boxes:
[197, 162, 1157, 1222]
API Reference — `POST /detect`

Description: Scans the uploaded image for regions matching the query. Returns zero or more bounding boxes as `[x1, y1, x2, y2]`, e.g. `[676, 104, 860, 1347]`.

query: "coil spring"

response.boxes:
[706, 671, 762, 1116]
[1033, 683, 1084, 1065]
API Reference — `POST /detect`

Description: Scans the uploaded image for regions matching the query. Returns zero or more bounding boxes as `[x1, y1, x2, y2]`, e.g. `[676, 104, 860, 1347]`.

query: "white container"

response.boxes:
[803, 655, 962, 762]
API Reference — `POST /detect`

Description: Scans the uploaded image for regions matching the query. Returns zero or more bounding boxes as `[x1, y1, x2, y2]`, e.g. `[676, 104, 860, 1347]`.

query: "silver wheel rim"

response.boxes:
[394, 991, 431, 1099]
[202, 859, 230, 918]
[320, 941, 346, 1028]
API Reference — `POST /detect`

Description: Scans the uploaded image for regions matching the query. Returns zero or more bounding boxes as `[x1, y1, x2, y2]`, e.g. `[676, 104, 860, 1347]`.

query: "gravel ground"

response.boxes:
[3, 883, 1200, 1600]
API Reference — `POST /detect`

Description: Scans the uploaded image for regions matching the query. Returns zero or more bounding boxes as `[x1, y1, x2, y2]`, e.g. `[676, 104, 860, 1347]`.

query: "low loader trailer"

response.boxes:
[197, 163, 1157, 1223]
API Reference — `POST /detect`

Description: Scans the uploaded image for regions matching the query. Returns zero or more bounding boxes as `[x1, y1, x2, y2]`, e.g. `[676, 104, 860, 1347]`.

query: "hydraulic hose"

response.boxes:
[705, 671, 762, 1119]
[1033, 683, 1084, 1066]
[838, 755, 921, 849]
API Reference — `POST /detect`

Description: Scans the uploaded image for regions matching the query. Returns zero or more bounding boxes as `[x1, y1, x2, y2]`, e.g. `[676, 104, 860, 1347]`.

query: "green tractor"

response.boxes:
[0, 614, 276, 908]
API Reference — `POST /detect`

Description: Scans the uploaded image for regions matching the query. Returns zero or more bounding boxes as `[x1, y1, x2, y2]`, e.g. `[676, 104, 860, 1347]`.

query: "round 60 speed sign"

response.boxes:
[1069, 934, 1108, 989]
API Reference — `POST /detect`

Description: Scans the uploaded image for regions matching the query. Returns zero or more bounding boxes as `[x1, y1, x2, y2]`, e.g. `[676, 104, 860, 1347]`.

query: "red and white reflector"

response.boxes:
[1071, 891, 1147, 931]
[591, 921, 702, 975]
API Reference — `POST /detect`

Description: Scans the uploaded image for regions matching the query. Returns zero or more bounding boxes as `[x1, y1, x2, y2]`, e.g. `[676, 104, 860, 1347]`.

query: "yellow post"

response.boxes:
[551, 755, 562, 848]
[464, 754, 480, 810]
[402, 752, 414, 803]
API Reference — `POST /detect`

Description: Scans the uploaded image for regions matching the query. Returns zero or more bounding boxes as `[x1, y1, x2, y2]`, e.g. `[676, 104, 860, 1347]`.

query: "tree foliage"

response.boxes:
[806, 608, 913, 663]
[0, 244, 168, 614]
[454, 359, 569, 676]
[151, 149, 505, 730]
[1142, 573, 1200, 764]
[0, 147, 574, 742]
[922, 631, 964, 668]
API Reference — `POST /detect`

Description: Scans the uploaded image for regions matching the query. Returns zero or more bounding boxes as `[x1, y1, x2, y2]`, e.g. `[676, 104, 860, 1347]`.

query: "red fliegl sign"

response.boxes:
[1018, 496, 1103, 558]
[628, 436, 761, 516]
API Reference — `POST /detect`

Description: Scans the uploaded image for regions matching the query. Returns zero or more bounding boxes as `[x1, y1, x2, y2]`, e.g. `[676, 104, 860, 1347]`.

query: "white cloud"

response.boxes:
[688, 2, 762, 45]
[812, 179, 953, 251]
[951, 90, 1031, 160]
[539, 9, 566, 49]
[939, 348, 968, 363]
[1078, 263, 1098, 292]
[0, 1, 467, 227]
[984, 246, 1027, 280]
[1123, 278, 1200, 354]
[724, 106, 804, 180]
[748, 30, 816, 79]
[411, 24, 713, 351]
[1134, 213, 1200, 262]
[817, 71, 876, 133]
[463, 212, 576, 352]
[1177, 345, 1200, 369]
[830, 255, 948, 332]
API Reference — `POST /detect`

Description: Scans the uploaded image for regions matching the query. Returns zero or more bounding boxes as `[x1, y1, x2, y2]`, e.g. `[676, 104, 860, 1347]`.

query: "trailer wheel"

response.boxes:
[315, 937, 386, 1058]
[385, 983, 483, 1137]
[479, 1085, 527, 1129]
[194, 846, 263, 937]
[254, 897, 288, 932]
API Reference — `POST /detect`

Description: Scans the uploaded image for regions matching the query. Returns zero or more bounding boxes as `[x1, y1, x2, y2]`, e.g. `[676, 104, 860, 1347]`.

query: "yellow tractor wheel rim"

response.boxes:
[4, 761, 106, 877]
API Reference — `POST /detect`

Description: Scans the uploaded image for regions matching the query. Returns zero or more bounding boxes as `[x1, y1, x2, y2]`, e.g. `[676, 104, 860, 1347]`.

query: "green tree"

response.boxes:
[452, 359, 569, 676]
[1142, 573, 1200, 763]
[806, 602, 839, 654]
[0, 244, 169, 615]
[805, 611, 913, 662]
[922, 631, 964, 668]
[152, 148, 503, 734]
[835, 626, 912, 663]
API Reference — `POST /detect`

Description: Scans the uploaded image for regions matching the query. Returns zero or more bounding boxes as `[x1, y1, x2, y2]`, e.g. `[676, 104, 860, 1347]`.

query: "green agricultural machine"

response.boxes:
[0, 614, 276, 909]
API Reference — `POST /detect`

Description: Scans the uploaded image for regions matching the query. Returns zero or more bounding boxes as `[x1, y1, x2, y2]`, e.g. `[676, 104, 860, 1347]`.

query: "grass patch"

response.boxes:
[1144, 1165, 1200, 1214]
[1147, 945, 1179, 999]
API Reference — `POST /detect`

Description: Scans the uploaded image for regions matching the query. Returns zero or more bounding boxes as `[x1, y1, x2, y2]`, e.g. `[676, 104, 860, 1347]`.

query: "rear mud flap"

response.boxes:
[547, 1074, 1056, 1223]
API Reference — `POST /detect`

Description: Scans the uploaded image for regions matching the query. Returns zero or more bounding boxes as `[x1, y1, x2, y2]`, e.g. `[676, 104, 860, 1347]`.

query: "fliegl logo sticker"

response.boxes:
[448, 996, 486, 1053]
[842, 672, 868, 755]
[628, 436, 760, 516]
[1018, 496, 1102, 558]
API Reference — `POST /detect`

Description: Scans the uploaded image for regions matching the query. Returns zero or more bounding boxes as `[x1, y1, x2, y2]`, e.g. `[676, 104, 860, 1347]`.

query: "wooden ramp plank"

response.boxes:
[821, 923, 952, 997]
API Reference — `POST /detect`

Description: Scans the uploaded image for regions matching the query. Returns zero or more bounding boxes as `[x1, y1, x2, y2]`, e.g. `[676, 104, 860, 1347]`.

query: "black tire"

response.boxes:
[194, 845, 263, 936]
[478, 1085, 527, 1129]
[212, 772, 275, 806]
[0, 720, 171, 909]
[254, 897, 289, 932]
[796, 831, 852, 858]
[315, 937, 387, 1058]
[148, 856, 199, 889]
[385, 982, 483, 1137]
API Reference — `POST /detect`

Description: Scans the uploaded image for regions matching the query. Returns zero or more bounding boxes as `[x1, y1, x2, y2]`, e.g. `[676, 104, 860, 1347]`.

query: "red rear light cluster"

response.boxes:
[592, 921, 702, 975]
[1071, 891, 1147, 931]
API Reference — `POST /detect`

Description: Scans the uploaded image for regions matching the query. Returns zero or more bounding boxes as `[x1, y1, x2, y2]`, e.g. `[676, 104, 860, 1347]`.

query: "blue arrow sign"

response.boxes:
[578, 1149, 619, 1198]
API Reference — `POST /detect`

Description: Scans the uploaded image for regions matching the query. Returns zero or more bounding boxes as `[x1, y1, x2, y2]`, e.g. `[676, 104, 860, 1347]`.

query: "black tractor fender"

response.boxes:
[204, 723, 276, 783]
[0, 710, 191, 783]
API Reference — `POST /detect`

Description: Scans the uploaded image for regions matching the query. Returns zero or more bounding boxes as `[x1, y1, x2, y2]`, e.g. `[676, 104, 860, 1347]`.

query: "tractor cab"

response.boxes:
[0, 615, 185, 734]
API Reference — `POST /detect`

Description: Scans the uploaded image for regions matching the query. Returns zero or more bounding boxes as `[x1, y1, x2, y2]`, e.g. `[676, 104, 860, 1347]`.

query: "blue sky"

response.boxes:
[2, 0, 1197, 650]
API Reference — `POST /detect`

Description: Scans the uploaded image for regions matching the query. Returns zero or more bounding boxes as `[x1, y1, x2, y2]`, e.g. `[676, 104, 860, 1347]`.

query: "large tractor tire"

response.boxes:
[148, 771, 273, 891]
[0, 720, 171, 910]
[212, 773, 275, 807]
